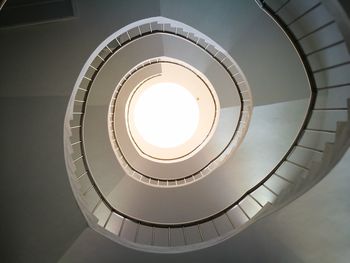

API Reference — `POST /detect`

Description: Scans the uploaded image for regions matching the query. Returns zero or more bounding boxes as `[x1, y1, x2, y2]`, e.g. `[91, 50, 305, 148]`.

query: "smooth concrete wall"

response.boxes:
[252, 149, 350, 263]
[0, 0, 161, 262]
[0, 0, 161, 98]
[0, 97, 86, 262]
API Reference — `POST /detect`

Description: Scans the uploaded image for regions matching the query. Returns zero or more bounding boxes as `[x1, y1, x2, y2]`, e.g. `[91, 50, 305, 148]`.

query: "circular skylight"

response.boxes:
[133, 82, 200, 148]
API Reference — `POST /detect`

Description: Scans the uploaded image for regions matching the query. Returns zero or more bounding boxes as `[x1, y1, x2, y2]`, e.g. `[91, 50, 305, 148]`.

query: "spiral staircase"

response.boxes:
[1, 0, 349, 262]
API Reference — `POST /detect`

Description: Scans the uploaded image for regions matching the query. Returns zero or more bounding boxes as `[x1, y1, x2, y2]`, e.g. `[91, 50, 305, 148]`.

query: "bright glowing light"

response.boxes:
[133, 82, 199, 148]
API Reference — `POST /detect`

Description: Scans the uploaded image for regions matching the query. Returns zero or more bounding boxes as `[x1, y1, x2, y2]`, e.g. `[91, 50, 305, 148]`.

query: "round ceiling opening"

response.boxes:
[132, 82, 200, 149]
[123, 59, 222, 163]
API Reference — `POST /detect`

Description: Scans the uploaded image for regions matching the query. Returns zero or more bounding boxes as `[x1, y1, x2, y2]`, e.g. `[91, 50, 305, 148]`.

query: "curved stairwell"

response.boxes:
[62, 0, 350, 252]
[0, 0, 349, 261]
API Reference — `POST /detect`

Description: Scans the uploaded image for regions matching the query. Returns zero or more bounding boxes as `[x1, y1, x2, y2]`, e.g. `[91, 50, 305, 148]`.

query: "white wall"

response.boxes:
[0, 0, 161, 262]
